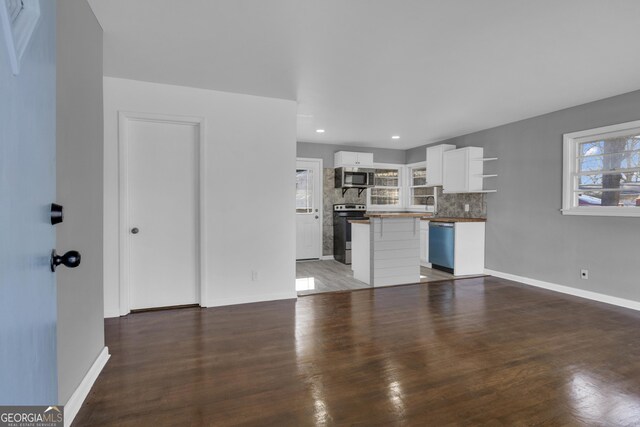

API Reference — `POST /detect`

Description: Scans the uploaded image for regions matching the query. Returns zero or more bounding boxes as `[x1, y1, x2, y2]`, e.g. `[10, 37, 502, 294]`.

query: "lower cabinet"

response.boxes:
[428, 221, 485, 276]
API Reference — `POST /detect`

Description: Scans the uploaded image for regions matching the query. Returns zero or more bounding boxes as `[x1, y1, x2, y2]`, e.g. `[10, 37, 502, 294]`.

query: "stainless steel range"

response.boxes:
[333, 204, 367, 264]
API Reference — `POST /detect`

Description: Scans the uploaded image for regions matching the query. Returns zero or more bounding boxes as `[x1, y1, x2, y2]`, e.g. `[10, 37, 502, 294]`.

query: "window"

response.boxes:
[0, 0, 40, 75]
[296, 168, 314, 213]
[369, 167, 402, 208]
[407, 163, 435, 211]
[563, 120, 640, 217]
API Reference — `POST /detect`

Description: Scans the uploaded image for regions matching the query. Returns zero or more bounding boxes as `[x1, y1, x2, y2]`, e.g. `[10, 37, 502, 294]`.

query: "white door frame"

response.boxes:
[118, 111, 207, 315]
[296, 157, 323, 259]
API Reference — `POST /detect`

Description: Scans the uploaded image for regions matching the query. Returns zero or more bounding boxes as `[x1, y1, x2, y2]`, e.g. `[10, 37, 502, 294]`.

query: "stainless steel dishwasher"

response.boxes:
[429, 222, 455, 273]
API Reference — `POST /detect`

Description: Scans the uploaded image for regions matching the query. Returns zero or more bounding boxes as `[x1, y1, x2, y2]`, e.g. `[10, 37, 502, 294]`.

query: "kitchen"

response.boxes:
[296, 143, 494, 294]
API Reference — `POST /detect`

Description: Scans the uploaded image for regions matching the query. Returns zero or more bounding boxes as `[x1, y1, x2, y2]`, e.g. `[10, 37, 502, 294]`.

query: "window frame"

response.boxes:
[405, 162, 435, 212]
[562, 119, 640, 217]
[367, 163, 404, 211]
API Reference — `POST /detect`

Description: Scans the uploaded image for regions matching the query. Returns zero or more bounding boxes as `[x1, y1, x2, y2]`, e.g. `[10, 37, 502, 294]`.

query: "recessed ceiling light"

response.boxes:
[392, 135, 400, 139]
[316, 129, 325, 133]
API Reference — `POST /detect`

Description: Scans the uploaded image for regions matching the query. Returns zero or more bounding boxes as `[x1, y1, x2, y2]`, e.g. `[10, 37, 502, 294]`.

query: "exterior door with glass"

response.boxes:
[296, 159, 322, 260]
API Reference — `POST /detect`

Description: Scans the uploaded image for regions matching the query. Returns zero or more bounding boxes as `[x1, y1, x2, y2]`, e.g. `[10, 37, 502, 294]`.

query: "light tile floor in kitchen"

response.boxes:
[296, 259, 484, 296]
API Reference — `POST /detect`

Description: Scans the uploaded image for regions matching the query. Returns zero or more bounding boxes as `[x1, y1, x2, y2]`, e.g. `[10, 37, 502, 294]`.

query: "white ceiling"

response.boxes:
[88, 0, 640, 149]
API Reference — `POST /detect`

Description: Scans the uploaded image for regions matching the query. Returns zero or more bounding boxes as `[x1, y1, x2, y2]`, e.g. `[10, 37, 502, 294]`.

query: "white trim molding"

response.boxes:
[320, 255, 335, 261]
[207, 292, 297, 308]
[103, 308, 120, 319]
[118, 111, 207, 314]
[485, 269, 640, 312]
[63, 347, 110, 427]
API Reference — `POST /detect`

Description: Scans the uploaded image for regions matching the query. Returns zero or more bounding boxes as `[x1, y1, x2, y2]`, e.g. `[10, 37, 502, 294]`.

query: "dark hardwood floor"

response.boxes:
[74, 277, 640, 426]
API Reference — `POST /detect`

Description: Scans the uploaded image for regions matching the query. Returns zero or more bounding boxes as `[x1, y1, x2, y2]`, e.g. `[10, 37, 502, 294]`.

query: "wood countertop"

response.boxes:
[423, 217, 486, 223]
[364, 212, 431, 218]
[351, 216, 485, 224]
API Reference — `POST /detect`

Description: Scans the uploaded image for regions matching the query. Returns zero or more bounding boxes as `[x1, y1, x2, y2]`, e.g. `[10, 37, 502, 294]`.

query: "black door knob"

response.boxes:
[131, 227, 139, 234]
[50, 249, 81, 272]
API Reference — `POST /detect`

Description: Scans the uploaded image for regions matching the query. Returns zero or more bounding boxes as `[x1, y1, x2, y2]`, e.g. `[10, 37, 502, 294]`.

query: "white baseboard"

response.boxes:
[64, 346, 110, 427]
[103, 309, 120, 319]
[106, 293, 297, 314]
[485, 269, 640, 312]
[207, 292, 297, 308]
[320, 255, 334, 261]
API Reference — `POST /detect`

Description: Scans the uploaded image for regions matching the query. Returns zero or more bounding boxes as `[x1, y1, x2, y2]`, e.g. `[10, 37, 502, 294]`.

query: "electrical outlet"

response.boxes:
[580, 269, 589, 280]
[251, 270, 258, 281]
[464, 204, 470, 212]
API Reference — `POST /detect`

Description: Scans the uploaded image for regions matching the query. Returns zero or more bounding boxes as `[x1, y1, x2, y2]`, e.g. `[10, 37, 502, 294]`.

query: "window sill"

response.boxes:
[561, 208, 640, 218]
[407, 207, 434, 212]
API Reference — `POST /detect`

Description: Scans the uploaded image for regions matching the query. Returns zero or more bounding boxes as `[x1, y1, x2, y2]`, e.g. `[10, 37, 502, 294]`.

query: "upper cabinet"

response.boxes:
[443, 146, 497, 193]
[426, 144, 456, 186]
[334, 151, 374, 167]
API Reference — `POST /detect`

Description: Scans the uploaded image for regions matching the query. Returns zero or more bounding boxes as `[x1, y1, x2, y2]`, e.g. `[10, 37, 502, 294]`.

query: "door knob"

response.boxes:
[50, 249, 81, 272]
[131, 227, 139, 234]
[315, 215, 319, 219]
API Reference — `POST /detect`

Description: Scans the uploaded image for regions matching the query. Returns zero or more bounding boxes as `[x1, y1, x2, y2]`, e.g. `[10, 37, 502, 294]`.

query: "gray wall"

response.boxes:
[298, 141, 406, 167]
[406, 144, 427, 164]
[56, 0, 105, 404]
[410, 89, 640, 302]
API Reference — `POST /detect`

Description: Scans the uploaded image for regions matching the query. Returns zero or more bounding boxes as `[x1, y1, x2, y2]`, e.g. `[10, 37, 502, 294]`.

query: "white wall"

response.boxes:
[103, 77, 297, 317]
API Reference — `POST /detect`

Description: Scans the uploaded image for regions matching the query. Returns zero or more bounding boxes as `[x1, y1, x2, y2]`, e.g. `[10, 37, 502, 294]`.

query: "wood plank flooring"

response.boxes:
[74, 277, 640, 426]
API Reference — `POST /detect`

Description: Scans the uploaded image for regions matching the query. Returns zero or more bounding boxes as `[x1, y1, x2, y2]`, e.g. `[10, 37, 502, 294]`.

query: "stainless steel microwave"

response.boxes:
[335, 167, 375, 188]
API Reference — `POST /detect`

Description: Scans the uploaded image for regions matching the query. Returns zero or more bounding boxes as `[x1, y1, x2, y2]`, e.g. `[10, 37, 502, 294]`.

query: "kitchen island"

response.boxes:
[350, 212, 429, 287]
[351, 214, 486, 287]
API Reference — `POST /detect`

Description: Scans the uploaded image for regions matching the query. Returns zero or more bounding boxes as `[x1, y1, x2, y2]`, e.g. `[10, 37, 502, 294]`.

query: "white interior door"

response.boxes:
[127, 119, 199, 309]
[296, 159, 322, 260]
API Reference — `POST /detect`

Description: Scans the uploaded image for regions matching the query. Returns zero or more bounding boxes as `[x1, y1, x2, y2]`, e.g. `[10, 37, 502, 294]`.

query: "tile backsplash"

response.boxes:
[435, 186, 486, 218]
[323, 168, 366, 256]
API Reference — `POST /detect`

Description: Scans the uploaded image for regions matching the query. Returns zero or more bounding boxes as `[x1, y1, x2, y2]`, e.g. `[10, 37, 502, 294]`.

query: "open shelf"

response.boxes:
[473, 157, 498, 161]
[476, 174, 498, 178]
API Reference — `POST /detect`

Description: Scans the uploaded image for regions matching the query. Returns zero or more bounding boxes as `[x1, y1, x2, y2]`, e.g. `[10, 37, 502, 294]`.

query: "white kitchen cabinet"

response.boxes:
[453, 222, 485, 275]
[442, 146, 484, 193]
[419, 220, 430, 267]
[334, 151, 374, 167]
[426, 144, 456, 186]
